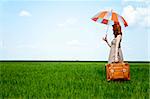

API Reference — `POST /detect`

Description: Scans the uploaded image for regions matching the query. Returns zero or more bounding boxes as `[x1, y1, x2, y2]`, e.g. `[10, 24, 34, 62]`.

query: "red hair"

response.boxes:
[112, 22, 122, 37]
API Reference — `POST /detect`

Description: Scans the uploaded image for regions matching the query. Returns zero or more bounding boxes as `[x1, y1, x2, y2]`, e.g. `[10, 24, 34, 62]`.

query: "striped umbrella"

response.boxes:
[92, 10, 128, 27]
[91, 10, 128, 33]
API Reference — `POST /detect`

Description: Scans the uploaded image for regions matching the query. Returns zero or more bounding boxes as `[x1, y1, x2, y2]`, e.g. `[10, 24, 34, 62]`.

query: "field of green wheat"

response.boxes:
[0, 62, 149, 98]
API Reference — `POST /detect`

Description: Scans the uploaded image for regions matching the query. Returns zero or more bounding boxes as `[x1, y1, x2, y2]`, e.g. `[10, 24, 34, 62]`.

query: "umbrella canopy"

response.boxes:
[92, 10, 128, 27]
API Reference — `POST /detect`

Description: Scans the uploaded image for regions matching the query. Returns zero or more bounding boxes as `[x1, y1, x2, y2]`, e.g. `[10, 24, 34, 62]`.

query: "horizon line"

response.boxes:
[0, 60, 149, 63]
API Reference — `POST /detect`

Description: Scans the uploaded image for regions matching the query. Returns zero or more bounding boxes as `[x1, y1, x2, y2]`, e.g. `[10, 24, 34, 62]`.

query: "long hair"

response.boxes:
[112, 23, 122, 37]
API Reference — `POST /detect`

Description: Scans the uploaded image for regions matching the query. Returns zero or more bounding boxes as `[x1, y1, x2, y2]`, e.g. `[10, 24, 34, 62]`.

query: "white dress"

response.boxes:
[108, 38, 124, 63]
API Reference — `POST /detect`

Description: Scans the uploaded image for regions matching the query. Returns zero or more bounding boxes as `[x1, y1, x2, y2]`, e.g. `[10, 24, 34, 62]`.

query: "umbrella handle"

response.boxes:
[105, 25, 109, 35]
[105, 9, 112, 35]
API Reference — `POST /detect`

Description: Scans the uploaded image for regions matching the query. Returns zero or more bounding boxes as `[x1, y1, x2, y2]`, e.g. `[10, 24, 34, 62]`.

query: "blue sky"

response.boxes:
[0, 0, 149, 61]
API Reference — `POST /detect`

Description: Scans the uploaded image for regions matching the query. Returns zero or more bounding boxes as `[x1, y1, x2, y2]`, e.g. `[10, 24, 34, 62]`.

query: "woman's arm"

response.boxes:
[102, 34, 111, 48]
[105, 40, 111, 48]
[115, 34, 122, 62]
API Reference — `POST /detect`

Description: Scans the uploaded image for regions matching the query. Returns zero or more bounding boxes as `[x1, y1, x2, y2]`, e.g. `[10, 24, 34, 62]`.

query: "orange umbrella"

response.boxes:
[92, 10, 128, 27]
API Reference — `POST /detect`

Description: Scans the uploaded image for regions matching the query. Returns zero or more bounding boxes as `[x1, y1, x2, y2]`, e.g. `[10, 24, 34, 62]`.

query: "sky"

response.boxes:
[0, 0, 149, 61]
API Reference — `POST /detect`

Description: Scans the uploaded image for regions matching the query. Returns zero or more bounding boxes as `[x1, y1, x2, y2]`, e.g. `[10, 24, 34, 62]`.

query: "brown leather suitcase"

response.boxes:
[106, 63, 130, 81]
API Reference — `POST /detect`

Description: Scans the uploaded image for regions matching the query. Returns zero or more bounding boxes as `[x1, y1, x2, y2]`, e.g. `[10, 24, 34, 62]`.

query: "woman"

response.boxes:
[103, 22, 123, 63]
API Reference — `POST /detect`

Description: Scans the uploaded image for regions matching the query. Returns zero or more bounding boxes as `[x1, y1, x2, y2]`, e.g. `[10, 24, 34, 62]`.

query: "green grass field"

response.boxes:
[0, 62, 149, 98]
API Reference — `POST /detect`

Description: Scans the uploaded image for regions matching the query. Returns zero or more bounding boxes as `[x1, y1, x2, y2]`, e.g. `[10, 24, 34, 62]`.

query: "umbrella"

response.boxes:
[91, 10, 128, 34]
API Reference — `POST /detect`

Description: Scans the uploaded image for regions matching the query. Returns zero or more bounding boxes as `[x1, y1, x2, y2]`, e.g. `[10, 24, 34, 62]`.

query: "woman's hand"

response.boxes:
[102, 34, 108, 42]
[102, 34, 111, 47]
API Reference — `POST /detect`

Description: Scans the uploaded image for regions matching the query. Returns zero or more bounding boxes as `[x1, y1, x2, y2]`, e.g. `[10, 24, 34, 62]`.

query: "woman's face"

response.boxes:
[116, 24, 120, 27]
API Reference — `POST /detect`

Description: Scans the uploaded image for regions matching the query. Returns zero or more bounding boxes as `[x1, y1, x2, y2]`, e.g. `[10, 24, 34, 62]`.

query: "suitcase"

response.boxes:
[106, 63, 130, 81]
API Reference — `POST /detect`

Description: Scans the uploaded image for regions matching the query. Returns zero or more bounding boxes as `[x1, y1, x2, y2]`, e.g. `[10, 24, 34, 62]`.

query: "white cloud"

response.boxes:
[122, 5, 136, 26]
[57, 18, 78, 27]
[19, 10, 32, 17]
[122, 5, 150, 27]
[123, 0, 149, 3]
[16, 44, 37, 49]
